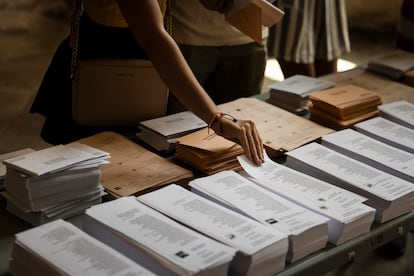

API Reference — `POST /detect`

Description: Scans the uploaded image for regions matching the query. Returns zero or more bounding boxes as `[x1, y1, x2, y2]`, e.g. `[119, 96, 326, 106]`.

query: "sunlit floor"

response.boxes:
[264, 58, 357, 83]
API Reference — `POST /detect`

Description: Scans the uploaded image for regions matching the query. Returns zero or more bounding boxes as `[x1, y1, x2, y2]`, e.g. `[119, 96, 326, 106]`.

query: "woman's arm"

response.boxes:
[116, 0, 263, 165]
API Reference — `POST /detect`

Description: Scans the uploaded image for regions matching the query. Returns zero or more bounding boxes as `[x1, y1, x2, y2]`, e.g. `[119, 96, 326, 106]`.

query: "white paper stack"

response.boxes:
[366, 50, 414, 80]
[354, 116, 414, 154]
[136, 111, 207, 152]
[377, 100, 414, 129]
[237, 154, 376, 245]
[2, 143, 109, 225]
[285, 142, 414, 223]
[266, 74, 334, 114]
[0, 148, 35, 190]
[5, 191, 104, 226]
[188, 172, 329, 263]
[84, 196, 236, 276]
[137, 184, 289, 274]
[10, 219, 155, 276]
[321, 129, 414, 183]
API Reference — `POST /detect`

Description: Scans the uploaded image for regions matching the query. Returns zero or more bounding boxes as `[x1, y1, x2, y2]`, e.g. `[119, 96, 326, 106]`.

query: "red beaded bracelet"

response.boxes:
[208, 112, 237, 134]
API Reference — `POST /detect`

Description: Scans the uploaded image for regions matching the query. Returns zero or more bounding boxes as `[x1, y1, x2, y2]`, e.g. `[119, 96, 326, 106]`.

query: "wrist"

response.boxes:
[208, 112, 237, 135]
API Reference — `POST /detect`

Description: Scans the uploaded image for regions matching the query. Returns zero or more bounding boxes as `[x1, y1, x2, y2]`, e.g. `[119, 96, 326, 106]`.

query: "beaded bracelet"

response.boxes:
[208, 112, 238, 134]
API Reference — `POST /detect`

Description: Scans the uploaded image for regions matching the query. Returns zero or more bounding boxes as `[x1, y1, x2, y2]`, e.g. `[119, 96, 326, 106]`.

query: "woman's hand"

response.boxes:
[210, 113, 264, 165]
[199, 0, 234, 13]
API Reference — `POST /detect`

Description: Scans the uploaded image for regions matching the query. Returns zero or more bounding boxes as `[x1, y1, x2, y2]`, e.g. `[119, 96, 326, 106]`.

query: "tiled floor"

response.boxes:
[0, 1, 413, 275]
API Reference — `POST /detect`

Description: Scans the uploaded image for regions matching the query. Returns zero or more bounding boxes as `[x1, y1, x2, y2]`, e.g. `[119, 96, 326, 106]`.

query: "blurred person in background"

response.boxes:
[267, 0, 351, 78]
[168, 0, 269, 113]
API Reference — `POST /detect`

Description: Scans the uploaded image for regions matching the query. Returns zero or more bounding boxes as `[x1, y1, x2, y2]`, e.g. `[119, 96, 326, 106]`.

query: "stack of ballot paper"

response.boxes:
[377, 100, 414, 129]
[266, 75, 335, 115]
[366, 49, 414, 80]
[308, 84, 382, 129]
[321, 129, 414, 183]
[186, 173, 329, 263]
[84, 197, 236, 276]
[354, 117, 414, 154]
[136, 111, 207, 152]
[138, 184, 289, 275]
[1, 143, 109, 225]
[285, 142, 414, 223]
[0, 148, 35, 190]
[10, 219, 155, 276]
[175, 128, 244, 175]
[237, 154, 376, 245]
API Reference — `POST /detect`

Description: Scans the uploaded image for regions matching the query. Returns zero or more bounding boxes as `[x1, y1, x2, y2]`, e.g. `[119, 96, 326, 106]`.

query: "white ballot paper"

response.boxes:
[138, 184, 286, 255]
[238, 153, 367, 211]
[286, 143, 414, 201]
[237, 154, 376, 245]
[84, 197, 235, 276]
[138, 184, 288, 274]
[3, 143, 110, 176]
[11, 219, 155, 276]
[354, 116, 414, 154]
[138, 111, 206, 138]
[378, 100, 414, 129]
[322, 128, 414, 183]
[285, 142, 414, 223]
[189, 170, 328, 234]
[268, 74, 335, 97]
[188, 171, 329, 262]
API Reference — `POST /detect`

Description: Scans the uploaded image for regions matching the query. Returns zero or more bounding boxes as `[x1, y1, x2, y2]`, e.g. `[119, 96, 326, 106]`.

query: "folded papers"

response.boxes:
[175, 128, 244, 175]
[309, 85, 382, 129]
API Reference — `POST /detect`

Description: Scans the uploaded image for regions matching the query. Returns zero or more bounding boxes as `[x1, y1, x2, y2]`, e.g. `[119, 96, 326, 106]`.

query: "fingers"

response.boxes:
[230, 120, 263, 166]
[215, 115, 264, 166]
[249, 120, 264, 162]
[240, 121, 264, 165]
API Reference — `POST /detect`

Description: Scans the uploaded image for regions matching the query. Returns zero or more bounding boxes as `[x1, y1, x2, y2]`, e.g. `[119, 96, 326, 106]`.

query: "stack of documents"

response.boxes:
[138, 184, 289, 275]
[0, 148, 35, 190]
[266, 75, 334, 115]
[10, 219, 155, 276]
[377, 100, 414, 129]
[366, 49, 414, 80]
[285, 142, 414, 223]
[354, 116, 414, 154]
[136, 111, 207, 152]
[1, 143, 109, 225]
[321, 129, 414, 183]
[237, 154, 375, 245]
[84, 197, 236, 276]
[309, 84, 382, 129]
[175, 128, 244, 175]
[187, 173, 329, 263]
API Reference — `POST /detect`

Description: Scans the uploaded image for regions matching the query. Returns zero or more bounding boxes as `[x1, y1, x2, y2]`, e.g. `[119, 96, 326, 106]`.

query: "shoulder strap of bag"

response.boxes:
[70, 0, 82, 79]
[69, 0, 172, 79]
[165, 0, 173, 35]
